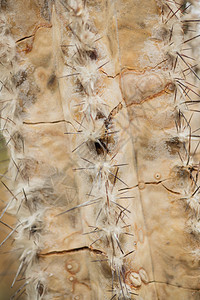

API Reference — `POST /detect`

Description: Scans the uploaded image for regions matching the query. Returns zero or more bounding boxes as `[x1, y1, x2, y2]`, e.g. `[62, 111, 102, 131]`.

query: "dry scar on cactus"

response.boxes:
[0, 0, 200, 299]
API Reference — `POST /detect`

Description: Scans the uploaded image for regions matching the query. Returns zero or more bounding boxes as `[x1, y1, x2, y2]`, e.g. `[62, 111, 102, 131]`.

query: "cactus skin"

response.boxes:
[0, 0, 200, 299]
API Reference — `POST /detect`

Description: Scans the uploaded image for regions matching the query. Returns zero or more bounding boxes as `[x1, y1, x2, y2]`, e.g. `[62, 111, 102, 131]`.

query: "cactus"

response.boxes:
[0, 0, 200, 299]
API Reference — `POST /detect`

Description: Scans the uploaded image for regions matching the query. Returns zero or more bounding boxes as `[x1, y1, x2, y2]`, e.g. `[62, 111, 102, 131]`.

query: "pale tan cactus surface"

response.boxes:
[0, 0, 200, 299]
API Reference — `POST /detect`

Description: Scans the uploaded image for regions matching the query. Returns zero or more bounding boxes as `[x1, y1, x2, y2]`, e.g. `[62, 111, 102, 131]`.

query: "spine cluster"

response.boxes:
[59, 1, 133, 298]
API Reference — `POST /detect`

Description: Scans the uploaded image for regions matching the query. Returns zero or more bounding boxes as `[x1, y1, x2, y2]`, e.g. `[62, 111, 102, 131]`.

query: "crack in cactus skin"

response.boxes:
[39, 246, 104, 257]
[0, 0, 200, 299]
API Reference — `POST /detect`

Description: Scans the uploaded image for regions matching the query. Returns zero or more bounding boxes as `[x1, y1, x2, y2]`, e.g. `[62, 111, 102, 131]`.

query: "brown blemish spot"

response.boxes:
[173, 166, 191, 182]
[37, 70, 47, 82]
[47, 74, 58, 92]
[166, 137, 182, 155]
[165, 165, 192, 194]
[0, 0, 7, 9]
[138, 22, 146, 29]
